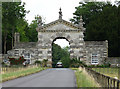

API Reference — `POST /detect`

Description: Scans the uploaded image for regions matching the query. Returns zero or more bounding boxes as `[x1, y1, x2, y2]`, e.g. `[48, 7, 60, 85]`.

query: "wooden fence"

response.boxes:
[85, 67, 120, 89]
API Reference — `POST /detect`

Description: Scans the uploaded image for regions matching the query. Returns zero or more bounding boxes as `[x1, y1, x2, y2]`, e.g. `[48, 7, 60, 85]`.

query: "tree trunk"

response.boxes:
[4, 32, 7, 54]
[12, 27, 14, 49]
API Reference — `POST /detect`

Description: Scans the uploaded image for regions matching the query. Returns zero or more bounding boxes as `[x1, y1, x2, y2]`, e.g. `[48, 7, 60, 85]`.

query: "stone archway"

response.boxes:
[36, 10, 86, 66]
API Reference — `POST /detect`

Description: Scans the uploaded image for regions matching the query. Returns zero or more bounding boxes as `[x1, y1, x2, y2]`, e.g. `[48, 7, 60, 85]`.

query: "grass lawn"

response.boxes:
[1, 66, 47, 82]
[73, 68, 99, 87]
[92, 68, 119, 78]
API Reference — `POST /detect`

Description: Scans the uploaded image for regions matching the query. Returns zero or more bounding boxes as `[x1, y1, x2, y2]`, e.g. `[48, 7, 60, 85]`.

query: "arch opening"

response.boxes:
[52, 37, 70, 68]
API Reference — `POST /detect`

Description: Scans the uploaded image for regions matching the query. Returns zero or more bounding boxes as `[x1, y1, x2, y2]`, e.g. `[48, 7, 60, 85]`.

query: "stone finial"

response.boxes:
[78, 16, 86, 31]
[105, 40, 108, 48]
[105, 40, 108, 42]
[59, 8, 62, 20]
[38, 16, 42, 27]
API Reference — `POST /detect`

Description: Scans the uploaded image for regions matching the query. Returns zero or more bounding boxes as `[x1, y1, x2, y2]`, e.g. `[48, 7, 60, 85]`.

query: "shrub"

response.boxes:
[8, 56, 26, 65]
[34, 60, 41, 64]
[87, 64, 111, 68]
[42, 59, 48, 67]
[70, 58, 87, 68]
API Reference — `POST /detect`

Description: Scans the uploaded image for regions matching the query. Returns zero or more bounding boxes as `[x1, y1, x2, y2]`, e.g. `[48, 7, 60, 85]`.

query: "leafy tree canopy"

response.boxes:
[52, 43, 70, 68]
[2, 2, 29, 53]
[71, 1, 120, 57]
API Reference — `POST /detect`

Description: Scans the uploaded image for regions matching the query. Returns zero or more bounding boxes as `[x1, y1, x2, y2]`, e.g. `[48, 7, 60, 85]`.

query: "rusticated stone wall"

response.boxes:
[85, 41, 108, 65]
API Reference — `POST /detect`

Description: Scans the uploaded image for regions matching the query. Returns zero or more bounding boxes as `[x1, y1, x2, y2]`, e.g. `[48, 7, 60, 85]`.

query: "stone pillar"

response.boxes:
[37, 32, 52, 67]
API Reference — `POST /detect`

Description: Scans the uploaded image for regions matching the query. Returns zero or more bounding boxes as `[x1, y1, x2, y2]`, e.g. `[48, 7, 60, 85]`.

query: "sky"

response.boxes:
[22, 0, 117, 48]
[22, 0, 80, 24]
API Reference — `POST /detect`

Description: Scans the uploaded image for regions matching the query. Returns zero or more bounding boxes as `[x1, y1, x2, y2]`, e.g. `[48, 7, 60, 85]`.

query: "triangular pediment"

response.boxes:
[37, 19, 80, 31]
[45, 22, 77, 30]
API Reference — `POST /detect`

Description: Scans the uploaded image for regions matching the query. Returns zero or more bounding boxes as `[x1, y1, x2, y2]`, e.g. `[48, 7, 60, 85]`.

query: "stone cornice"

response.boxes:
[38, 29, 82, 32]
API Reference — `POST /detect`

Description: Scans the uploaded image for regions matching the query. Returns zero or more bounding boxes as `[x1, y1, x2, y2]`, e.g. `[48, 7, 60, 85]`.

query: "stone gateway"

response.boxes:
[7, 9, 108, 67]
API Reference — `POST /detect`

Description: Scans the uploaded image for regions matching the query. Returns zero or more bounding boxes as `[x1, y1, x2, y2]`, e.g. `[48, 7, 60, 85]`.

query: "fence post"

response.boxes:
[108, 77, 110, 88]
[105, 76, 107, 87]
[113, 79, 115, 88]
[110, 79, 112, 87]
[118, 67, 120, 80]
[117, 80, 119, 89]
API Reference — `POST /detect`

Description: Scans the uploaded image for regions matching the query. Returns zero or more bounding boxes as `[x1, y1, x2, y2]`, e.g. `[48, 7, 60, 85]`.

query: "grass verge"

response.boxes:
[74, 67, 99, 87]
[92, 68, 118, 78]
[1, 66, 47, 82]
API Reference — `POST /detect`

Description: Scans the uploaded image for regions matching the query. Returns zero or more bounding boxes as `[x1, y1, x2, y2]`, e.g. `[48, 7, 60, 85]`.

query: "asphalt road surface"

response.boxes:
[2, 68, 76, 87]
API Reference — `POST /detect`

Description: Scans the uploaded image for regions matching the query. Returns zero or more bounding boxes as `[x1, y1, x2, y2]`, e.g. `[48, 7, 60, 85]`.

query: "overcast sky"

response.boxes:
[22, 0, 117, 48]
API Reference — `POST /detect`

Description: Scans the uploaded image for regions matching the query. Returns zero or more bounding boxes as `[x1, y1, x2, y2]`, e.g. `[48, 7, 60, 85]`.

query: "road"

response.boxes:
[2, 68, 76, 87]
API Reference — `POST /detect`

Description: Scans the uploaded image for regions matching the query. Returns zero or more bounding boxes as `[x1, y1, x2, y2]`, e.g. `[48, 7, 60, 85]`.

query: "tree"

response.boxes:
[70, 2, 106, 26]
[2, 2, 28, 53]
[63, 46, 70, 52]
[52, 43, 62, 67]
[52, 43, 70, 68]
[61, 50, 70, 68]
[26, 15, 41, 42]
[25, 15, 45, 42]
[16, 19, 29, 42]
[71, 2, 120, 57]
